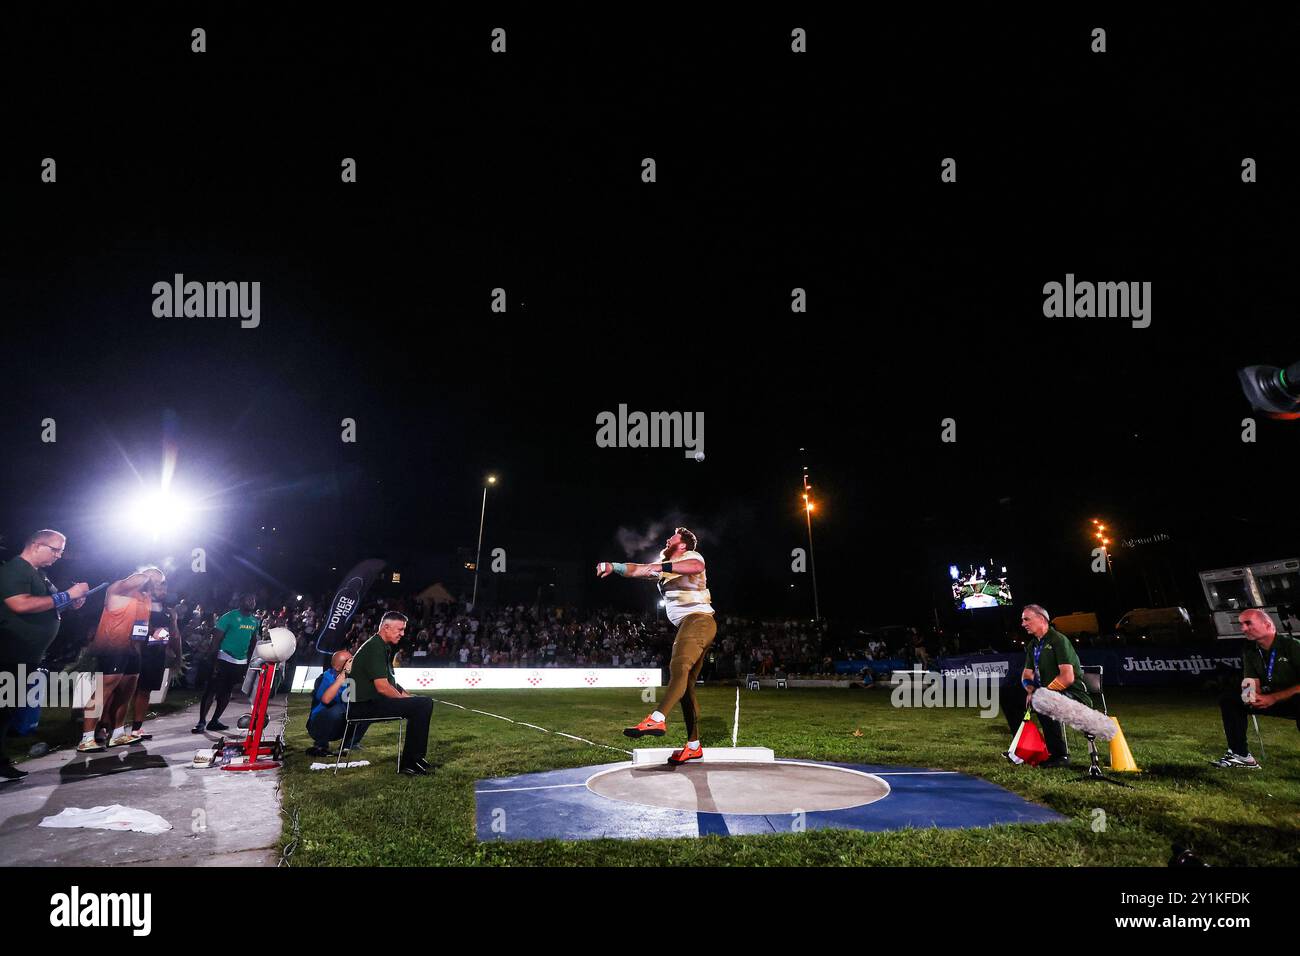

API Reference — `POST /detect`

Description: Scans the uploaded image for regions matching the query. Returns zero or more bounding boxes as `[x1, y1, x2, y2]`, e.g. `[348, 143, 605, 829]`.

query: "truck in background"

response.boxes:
[1114, 606, 1192, 644]
[1051, 611, 1100, 640]
[1198, 558, 1300, 639]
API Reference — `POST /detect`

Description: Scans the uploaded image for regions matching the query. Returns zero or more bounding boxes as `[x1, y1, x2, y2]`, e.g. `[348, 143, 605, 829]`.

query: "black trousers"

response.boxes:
[1219, 689, 1300, 756]
[0, 660, 21, 766]
[349, 695, 433, 764]
[200, 657, 247, 722]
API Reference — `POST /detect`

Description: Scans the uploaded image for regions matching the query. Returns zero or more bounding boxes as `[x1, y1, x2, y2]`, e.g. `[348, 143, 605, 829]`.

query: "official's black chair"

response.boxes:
[333, 699, 404, 775]
[1081, 665, 1108, 716]
[1069, 665, 1129, 787]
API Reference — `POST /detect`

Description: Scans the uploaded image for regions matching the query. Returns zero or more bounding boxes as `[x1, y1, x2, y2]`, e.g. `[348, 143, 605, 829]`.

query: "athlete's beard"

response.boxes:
[658, 543, 686, 563]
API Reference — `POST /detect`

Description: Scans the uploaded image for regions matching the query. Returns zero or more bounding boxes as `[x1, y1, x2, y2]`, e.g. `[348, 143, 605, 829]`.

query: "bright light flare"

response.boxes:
[127, 489, 195, 540]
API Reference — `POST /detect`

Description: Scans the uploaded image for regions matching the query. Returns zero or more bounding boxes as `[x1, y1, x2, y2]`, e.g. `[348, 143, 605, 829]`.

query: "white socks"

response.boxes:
[80, 732, 95, 744]
[651, 711, 665, 722]
[111, 726, 125, 740]
[688, 740, 700, 749]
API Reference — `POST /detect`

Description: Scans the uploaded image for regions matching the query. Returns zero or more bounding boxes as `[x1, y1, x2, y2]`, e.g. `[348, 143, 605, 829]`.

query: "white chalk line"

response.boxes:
[871, 771, 960, 776]
[433, 698, 633, 757]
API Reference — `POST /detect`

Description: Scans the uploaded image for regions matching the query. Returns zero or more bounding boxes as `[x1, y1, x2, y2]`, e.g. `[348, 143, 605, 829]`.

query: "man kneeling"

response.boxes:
[305, 649, 369, 757]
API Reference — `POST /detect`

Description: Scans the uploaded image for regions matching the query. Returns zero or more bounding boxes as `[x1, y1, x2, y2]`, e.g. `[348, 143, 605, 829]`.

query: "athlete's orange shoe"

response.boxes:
[668, 744, 703, 765]
[623, 715, 666, 738]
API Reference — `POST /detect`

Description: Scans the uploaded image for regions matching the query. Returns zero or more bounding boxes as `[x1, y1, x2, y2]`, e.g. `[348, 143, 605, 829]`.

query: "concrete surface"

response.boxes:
[0, 696, 287, 867]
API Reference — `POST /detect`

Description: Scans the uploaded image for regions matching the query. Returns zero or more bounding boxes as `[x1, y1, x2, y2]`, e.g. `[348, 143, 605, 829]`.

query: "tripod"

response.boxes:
[1068, 733, 1132, 788]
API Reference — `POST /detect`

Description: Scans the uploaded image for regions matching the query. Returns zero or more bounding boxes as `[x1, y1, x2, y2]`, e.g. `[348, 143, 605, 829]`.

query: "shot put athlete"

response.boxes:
[77, 568, 168, 752]
[598, 527, 716, 765]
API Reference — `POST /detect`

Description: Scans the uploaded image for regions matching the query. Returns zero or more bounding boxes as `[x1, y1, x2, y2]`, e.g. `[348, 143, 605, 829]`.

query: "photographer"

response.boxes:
[1212, 610, 1300, 769]
[305, 649, 368, 757]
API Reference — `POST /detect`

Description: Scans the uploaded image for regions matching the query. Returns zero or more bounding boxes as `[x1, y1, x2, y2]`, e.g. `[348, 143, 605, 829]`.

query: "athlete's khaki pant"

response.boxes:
[659, 613, 717, 742]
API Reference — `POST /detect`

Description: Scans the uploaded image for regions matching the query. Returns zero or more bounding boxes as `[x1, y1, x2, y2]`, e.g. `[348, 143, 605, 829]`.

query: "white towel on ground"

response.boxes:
[39, 805, 173, 834]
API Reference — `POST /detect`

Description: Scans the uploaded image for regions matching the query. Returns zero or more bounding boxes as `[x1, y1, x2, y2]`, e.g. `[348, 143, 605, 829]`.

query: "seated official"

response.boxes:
[1213, 610, 1300, 769]
[305, 650, 368, 757]
[1005, 604, 1092, 768]
[348, 612, 434, 776]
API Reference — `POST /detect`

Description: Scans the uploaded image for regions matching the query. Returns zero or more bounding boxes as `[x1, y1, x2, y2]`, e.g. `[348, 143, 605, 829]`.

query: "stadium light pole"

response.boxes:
[471, 474, 497, 611]
[801, 453, 821, 622]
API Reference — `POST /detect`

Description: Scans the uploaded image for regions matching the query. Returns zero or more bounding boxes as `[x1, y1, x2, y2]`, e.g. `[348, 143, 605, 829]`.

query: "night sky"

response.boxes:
[2, 8, 1298, 639]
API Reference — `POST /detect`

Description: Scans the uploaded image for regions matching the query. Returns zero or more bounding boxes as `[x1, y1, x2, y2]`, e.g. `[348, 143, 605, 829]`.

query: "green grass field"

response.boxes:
[277, 685, 1300, 867]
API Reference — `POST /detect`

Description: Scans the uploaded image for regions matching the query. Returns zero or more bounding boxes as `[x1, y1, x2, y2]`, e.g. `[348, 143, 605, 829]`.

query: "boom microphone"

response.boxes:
[1238, 360, 1300, 418]
[1030, 688, 1117, 740]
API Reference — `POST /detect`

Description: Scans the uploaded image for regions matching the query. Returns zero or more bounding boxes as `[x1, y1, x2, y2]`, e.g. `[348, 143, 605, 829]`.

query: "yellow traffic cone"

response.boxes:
[1108, 716, 1140, 772]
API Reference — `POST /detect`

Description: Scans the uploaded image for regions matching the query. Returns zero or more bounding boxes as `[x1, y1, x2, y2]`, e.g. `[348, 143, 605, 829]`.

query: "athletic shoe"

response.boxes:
[76, 740, 107, 753]
[667, 744, 703, 765]
[0, 763, 29, 781]
[413, 757, 431, 771]
[623, 715, 667, 738]
[398, 762, 429, 776]
[305, 746, 331, 757]
[109, 733, 144, 747]
[1210, 751, 1261, 769]
[1038, 755, 1070, 769]
[206, 720, 230, 732]
[190, 721, 207, 734]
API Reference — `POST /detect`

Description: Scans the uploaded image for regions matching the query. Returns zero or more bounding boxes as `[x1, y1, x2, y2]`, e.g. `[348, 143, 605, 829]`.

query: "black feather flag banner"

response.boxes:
[314, 558, 386, 653]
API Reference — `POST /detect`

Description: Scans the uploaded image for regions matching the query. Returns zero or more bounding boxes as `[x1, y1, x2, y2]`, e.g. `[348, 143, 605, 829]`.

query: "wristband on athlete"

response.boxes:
[1022, 677, 1037, 691]
[661, 562, 673, 574]
[612, 562, 627, 576]
[1047, 678, 1067, 691]
[52, 591, 72, 611]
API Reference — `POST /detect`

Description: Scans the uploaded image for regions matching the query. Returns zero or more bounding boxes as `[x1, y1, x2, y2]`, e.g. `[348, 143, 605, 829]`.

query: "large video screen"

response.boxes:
[949, 560, 1013, 610]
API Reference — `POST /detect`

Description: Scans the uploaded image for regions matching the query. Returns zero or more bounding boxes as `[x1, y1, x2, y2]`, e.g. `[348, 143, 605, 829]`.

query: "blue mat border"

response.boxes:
[474, 759, 1066, 842]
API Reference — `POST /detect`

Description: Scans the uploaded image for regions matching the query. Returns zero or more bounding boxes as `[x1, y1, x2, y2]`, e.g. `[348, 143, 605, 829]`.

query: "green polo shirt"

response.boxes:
[1024, 627, 1093, 707]
[0, 557, 62, 666]
[215, 610, 260, 662]
[1243, 634, 1300, 691]
[350, 635, 396, 703]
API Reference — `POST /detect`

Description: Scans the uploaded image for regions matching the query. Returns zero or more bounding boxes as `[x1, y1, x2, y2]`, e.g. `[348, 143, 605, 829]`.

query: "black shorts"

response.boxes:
[137, 644, 167, 691]
[211, 657, 248, 687]
[96, 649, 141, 676]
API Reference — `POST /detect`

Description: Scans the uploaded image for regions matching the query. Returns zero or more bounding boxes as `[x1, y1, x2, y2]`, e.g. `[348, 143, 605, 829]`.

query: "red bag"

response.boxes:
[1013, 715, 1050, 766]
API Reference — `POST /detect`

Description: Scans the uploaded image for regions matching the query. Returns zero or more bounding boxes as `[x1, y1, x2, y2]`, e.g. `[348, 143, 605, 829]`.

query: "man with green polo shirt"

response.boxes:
[193, 593, 261, 734]
[1212, 609, 1300, 769]
[0, 530, 89, 780]
[1019, 603, 1091, 768]
[348, 611, 434, 776]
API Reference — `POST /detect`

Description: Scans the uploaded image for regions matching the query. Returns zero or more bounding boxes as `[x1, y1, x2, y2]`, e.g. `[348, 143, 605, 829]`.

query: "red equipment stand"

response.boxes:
[221, 660, 284, 771]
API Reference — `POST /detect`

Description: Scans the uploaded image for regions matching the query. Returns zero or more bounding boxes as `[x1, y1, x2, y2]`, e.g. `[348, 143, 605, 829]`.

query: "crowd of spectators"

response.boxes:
[90, 589, 952, 685]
